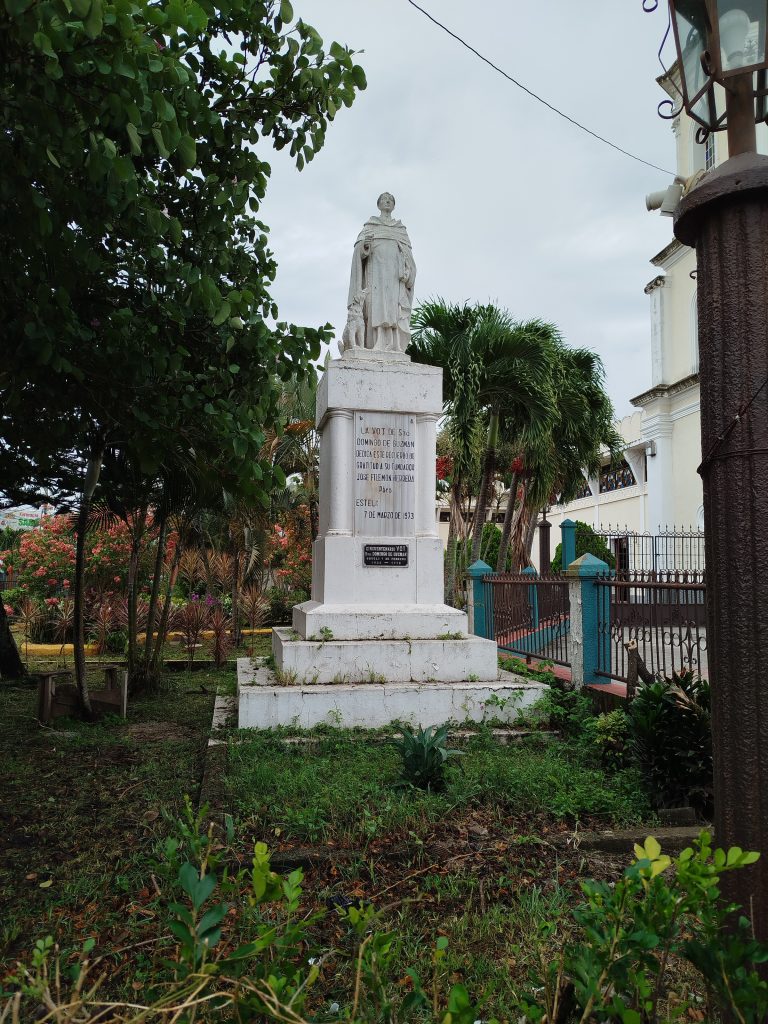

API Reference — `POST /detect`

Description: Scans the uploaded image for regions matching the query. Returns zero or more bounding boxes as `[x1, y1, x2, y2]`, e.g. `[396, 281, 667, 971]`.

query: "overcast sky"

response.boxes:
[259, 1, 678, 417]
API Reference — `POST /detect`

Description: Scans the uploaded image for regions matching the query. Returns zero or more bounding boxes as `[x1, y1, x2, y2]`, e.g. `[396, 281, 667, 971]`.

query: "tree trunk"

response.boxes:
[0, 600, 25, 680]
[126, 532, 141, 681]
[444, 479, 464, 605]
[495, 472, 519, 573]
[144, 513, 168, 661]
[523, 510, 538, 567]
[231, 549, 241, 646]
[470, 413, 499, 565]
[73, 449, 103, 718]
[150, 541, 182, 670]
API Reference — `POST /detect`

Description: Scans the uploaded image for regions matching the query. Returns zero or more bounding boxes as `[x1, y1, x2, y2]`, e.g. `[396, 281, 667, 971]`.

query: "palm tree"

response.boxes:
[409, 301, 552, 603]
[496, 341, 622, 572]
[464, 315, 557, 567]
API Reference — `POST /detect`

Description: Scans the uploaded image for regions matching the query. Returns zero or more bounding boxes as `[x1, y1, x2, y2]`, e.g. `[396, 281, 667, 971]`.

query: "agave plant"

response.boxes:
[392, 724, 463, 791]
[178, 549, 204, 598]
[240, 584, 269, 654]
[17, 597, 42, 662]
[53, 598, 75, 663]
[208, 606, 233, 668]
[178, 599, 209, 667]
[88, 599, 116, 656]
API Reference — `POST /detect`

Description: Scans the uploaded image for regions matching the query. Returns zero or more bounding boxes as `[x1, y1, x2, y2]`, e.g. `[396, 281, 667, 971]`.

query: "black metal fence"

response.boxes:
[595, 526, 706, 574]
[485, 572, 570, 666]
[593, 571, 707, 683]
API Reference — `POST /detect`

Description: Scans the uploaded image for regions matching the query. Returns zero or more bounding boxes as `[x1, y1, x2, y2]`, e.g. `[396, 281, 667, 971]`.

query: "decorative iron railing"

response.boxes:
[485, 572, 570, 666]
[595, 525, 706, 574]
[593, 570, 707, 683]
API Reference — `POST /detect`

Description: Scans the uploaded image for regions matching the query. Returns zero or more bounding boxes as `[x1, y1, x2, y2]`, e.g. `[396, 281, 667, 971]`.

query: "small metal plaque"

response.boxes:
[363, 543, 409, 567]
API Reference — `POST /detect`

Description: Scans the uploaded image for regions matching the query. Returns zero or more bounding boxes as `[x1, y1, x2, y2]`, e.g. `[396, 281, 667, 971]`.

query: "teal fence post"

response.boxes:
[561, 518, 577, 571]
[522, 565, 539, 630]
[468, 559, 493, 639]
[565, 553, 609, 686]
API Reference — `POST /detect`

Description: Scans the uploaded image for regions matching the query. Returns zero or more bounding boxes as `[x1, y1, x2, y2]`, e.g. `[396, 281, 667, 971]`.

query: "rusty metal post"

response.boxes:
[538, 513, 552, 573]
[675, 151, 768, 942]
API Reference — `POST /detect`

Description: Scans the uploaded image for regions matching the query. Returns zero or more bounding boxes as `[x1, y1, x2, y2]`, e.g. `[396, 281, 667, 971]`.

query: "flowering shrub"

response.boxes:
[10, 516, 154, 599]
[436, 455, 453, 482]
[265, 508, 312, 597]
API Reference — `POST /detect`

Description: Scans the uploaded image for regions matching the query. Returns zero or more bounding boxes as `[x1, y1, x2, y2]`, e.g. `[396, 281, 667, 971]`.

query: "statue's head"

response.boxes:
[377, 192, 395, 212]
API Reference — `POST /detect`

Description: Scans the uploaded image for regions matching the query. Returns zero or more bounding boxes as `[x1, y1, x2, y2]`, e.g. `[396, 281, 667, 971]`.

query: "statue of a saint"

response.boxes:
[344, 192, 416, 354]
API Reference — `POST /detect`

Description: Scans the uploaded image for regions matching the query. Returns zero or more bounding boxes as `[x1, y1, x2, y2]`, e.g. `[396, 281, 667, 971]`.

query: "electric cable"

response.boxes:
[405, 0, 677, 177]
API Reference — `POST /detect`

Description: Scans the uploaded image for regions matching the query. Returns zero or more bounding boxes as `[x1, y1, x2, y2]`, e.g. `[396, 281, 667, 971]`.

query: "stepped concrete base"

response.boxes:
[293, 601, 468, 641]
[237, 659, 547, 730]
[272, 627, 499, 684]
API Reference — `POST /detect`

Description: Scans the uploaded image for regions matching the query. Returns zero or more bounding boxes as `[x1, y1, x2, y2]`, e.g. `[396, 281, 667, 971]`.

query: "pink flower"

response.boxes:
[63, 580, 70, 588]
[47, 579, 57, 587]
[3, 604, 13, 616]
[45, 597, 59, 606]
[113, 575, 121, 583]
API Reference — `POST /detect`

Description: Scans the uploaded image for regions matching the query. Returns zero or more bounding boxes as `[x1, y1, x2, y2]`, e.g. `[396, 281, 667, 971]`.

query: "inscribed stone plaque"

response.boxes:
[354, 412, 416, 536]
[363, 544, 409, 567]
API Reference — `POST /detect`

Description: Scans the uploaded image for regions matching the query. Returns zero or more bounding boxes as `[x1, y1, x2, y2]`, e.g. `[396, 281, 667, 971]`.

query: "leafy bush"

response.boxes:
[551, 519, 616, 572]
[104, 629, 128, 655]
[591, 708, 629, 769]
[0, 586, 23, 612]
[499, 655, 557, 686]
[393, 724, 463, 791]
[532, 685, 595, 739]
[517, 832, 768, 1023]
[460, 522, 511, 571]
[266, 586, 308, 624]
[628, 671, 713, 816]
[8, 809, 768, 1024]
[7, 800, 482, 1023]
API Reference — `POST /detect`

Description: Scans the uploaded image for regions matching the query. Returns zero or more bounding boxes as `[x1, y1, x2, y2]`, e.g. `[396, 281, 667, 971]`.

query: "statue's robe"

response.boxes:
[348, 216, 416, 352]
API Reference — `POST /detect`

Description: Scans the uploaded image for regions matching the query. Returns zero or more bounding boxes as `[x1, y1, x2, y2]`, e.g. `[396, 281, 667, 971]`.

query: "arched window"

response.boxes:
[705, 132, 716, 170]
[691, 290, 700, 374]
[691, 124, 716, 174]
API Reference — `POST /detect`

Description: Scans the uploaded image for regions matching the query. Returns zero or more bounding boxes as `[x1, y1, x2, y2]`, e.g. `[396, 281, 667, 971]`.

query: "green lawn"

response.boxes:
[1, 665, 658, 1018]
[223, 729, 652, 1016]
[0, 669, 221, 969]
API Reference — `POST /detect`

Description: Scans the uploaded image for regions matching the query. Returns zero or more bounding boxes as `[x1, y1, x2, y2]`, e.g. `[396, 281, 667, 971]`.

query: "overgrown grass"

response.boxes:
[0, 670, 219, 964]
[226, 728, 650, 847]
[223, 726, 651, 1018]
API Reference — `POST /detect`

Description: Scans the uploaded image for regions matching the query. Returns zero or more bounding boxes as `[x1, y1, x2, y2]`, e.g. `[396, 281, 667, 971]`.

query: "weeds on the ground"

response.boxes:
[225, 728, 651, 847]
[499, 655, 557, 685]
[5, 807, 768, 1024]
[0, 671, 216, 967]
[392, 724, 463, 792]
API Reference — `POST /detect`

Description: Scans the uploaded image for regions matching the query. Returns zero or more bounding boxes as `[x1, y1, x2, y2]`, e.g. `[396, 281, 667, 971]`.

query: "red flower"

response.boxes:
[436, 455, 453, 481]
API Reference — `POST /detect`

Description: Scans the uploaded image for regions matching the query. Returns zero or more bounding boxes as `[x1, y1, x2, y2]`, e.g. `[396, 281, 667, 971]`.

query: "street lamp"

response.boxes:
[647, 0, 768, 946]
[667, 0, 768, 151]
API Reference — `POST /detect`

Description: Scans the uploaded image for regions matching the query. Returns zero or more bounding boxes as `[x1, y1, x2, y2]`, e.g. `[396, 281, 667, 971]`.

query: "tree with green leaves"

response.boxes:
[498, 342, 622, 572]
[1, 0, 365, 697]
[409, 301, 552, 602]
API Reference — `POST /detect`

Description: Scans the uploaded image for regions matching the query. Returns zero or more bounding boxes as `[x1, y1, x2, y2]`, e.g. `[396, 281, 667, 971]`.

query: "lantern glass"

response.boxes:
[715, 0, 767, 72]
[673, 0, 714, 120]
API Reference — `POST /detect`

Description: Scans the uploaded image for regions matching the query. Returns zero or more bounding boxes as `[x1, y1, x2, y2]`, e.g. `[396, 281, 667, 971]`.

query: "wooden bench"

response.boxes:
[36, 665, 128, 724]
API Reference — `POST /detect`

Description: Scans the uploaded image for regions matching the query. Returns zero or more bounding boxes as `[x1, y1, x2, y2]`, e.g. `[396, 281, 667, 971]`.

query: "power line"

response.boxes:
[405, 0, 676, 178]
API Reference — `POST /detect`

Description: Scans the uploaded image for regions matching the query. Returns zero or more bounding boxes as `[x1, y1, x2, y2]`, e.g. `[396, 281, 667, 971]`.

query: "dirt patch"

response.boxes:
[126, 721, 196, 743]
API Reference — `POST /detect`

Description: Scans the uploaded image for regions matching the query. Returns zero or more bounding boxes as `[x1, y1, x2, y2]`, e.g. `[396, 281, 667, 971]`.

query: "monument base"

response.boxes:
[272, 627, 499, 685]
[293, 600, 468, 641]
[237, 658, 547, 730]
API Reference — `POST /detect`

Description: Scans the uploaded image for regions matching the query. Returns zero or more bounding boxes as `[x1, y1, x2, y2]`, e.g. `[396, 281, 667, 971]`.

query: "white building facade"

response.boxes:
[535, 71, 768, 569]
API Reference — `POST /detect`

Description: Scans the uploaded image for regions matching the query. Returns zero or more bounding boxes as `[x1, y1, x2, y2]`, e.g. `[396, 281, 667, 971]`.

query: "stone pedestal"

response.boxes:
[274, 350, 498, 685]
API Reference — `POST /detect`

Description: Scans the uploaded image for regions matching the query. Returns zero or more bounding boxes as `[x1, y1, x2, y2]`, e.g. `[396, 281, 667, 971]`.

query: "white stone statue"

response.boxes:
[344, 192, 416, 354]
